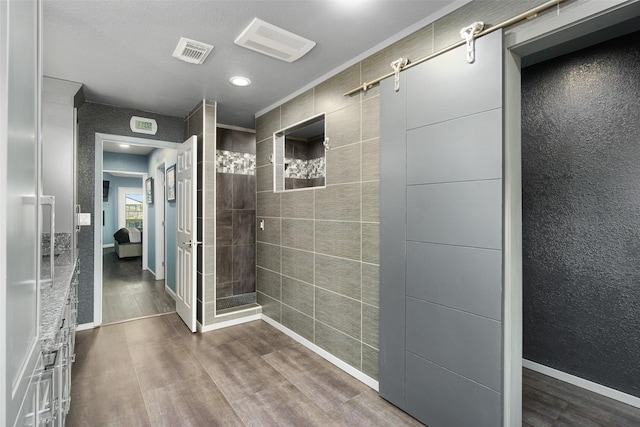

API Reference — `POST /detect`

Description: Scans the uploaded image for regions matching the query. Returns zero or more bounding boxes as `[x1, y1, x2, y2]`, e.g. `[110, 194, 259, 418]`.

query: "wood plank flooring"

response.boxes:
[67, 314, 423, 427]
[523, 368, 640, 426]
[68, 312, 640, 426]
[102, 248, 175, 324]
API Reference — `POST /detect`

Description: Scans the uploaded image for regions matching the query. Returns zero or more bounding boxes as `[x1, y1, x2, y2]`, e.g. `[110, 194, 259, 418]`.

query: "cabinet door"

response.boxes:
[2, 0, 42, 425]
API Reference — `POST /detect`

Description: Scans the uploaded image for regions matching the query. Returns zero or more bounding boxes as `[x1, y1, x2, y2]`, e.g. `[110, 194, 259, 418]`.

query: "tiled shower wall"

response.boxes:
[215, 127, 257, 310]
[184, 100, 217, 326]
[255, 0, 555, 380]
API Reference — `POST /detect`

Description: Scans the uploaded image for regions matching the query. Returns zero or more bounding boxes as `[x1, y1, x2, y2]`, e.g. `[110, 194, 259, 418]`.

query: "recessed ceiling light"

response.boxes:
[120, 144, 130, 148]
[229, 76, 251, 87]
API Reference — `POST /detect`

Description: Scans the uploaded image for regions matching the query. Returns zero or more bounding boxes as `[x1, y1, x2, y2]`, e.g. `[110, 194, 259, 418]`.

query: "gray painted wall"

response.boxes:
[77, 102, 184, 324]
[522, 30, 640, 398]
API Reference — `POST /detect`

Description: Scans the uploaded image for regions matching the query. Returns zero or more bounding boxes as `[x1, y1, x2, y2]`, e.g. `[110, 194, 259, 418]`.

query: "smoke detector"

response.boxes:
[234, 18, 316, 63]
[172, 37, 213, 64]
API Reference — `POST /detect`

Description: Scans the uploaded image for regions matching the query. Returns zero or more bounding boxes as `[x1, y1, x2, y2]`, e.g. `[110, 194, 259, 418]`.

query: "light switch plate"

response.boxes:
[77, 212, 91, 226]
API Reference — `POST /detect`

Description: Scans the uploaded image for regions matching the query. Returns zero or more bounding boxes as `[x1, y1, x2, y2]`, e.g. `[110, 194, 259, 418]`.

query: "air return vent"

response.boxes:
[172, 37, 213, 64]
[234, 18, 316, 63]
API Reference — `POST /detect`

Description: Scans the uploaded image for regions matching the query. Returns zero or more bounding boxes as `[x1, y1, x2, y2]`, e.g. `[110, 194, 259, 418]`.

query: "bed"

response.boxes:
[113, 227, 142, 259]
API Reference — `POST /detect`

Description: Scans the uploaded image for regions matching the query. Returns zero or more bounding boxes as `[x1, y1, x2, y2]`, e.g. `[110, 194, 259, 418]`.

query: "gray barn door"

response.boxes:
[380, 30, 504, 426]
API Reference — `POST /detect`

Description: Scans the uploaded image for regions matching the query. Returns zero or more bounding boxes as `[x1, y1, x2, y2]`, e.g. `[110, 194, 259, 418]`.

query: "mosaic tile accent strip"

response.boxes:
[285, 157, 325, 179]
[216, 150, 256, 175]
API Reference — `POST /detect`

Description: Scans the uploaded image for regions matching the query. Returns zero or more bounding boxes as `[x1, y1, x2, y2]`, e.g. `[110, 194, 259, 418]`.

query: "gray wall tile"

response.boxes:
[361, 24, 434, 84]
[362, 181, 379, 223]
[256, 107, 281, 144]
[362, 303, 379, 349]
[315, 221, 361, 260]
[281, 90, 315, 128]
[326, 103, 361, 149]
[256, 217, 280, 245]
[256, 164, 273, 192]
[282, 305, 314, 342]
[315, 183, 361, 221]
[282, 219, 314, 251]
[233, 174, 256, 210]
[361, 138, 380, 182]
[362, 263, 379, 307]
[256, 139, 272, 168]
[217, 246, 232, 283]
[257, 242, 280, 273]
[281, 190, 314, 219]
[362, 344, 379, 380]
[257, 191, 280, 218]
[217, 210, 232, 246]
[315, 254, 361, 300]
[282, 276, 314, 316]
[281, 247, 314, 284]
[362, 95, 380, 141]
[315, 288, 361, 339]
[257, 267, 281, 299]
[233, 244, 256, 289]
[362, 223, 379, 264]
[233, 210, 256, 245]
[315, 321, 361, 370]
[217, 172, 233, 209]
[326, 143, 361, 185]
[258, 291, 281, 323]
[314, 64, 361, 114]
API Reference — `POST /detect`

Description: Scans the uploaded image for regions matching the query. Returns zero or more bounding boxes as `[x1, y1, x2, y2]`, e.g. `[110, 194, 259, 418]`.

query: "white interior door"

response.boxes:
[175, 136, 198, 332]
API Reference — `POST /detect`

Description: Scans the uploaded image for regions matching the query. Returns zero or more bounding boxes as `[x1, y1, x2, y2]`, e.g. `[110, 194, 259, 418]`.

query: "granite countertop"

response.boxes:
[41, 251, 77, 353]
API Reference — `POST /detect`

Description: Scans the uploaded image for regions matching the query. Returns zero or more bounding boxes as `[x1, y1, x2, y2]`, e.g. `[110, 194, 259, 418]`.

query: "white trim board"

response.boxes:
[164, 285, 176, 300]
[76, 322, 95, 332]
[523, 359, 640, 409]
[102, 243, 114, 248]
[261, 315, 379, 391]
[197, 313, 262, 333]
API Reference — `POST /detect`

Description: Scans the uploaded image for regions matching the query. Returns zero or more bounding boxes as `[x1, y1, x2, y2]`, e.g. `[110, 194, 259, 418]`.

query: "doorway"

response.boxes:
[94, 133, 180, 325]
[503, 2, 640, 423]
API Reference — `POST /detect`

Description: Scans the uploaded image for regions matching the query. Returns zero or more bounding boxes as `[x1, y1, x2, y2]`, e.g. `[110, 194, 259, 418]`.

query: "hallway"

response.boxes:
[67, 314, 422, 426]
[67, 313, 640, 426]
[102, 248, 175, 324]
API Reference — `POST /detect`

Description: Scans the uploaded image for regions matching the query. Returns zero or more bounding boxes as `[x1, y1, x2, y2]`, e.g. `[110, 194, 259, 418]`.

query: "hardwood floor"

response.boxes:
[523, 368, 640, 426]
[69, 311, 640, 426]
[102, 248, 175, 324]
[67, 314, 423, 427]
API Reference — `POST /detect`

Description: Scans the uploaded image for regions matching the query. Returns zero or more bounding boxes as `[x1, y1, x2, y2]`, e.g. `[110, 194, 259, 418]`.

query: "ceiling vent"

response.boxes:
[172, 37, 213, 64]
[234, 18, 316, 63]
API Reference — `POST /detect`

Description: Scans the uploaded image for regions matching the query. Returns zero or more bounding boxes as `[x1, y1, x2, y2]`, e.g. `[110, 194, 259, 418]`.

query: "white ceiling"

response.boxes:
[43, 0, 467, 129]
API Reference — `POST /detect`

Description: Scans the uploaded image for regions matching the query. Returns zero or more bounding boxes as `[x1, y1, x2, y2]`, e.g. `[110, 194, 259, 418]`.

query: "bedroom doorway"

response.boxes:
[94, 133, 181, 326]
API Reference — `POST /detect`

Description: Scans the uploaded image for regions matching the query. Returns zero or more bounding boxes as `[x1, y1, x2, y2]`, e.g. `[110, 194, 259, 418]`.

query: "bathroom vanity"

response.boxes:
[27, 251, 79, 426]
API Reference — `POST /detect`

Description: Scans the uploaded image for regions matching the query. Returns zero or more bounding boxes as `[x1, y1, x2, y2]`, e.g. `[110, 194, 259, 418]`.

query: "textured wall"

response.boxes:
[77, 102, 184, 324]
[522, 30, 640, 398]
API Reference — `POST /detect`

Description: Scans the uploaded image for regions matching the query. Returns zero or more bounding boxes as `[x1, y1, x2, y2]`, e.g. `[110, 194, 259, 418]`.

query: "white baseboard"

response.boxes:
[102, 243, 114, 248]
[261, 314, 379, 391]
[523, 359, 640, 409]
[76, 322, 95, 331]
[164, 285, 176, 300]
[198, 313, 262, 333]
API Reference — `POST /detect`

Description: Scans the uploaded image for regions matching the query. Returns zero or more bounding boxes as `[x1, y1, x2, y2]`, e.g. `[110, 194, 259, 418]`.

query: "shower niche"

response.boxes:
[273, 113, 326, 191]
